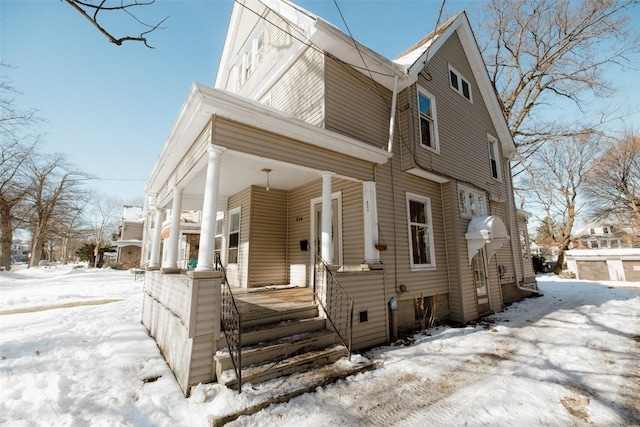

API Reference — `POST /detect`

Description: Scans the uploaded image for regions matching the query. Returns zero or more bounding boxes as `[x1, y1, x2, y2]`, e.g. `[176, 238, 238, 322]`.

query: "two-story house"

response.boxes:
[141, 0, 538, 396]
[112, 205, 144, 269]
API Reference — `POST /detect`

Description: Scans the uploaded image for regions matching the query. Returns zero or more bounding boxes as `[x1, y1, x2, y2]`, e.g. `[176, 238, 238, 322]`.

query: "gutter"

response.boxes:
[387, 75, 398, 153]
[506, 161, 543, 295]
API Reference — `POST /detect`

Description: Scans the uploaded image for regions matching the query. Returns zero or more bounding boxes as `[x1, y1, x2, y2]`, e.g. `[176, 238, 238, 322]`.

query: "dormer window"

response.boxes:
[449, 65, 472, 102]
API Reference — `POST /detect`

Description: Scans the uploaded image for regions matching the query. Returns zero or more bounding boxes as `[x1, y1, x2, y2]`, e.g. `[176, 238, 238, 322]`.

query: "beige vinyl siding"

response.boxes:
[441, 182, 464, 323]
[335, 271, 387, 350]
[324, 56, 391, 148]
[212, 116, 375, 183]
[227, 187, 251, 288]
[375, 157, 450, 304]
[248, 186, 288, 287]
[405, 32, 509, 202]
[269, 48, 324, 126]
[232, 7, 297, 97]
[452, 199, 480, 323]
[287, 178, 366, 285]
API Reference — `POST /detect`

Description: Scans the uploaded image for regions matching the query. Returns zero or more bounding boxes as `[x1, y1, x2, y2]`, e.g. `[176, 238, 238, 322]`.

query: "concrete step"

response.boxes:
[215, 329, 338, 376]
[240, 316, 327, 346]
[219, 344, 348, 388]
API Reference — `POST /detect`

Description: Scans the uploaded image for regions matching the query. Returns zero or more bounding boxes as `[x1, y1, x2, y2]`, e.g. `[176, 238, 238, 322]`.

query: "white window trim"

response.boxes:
[487, 134, 502, 182]
[458, 185, 488, 218]
[406, 192, 436, 270]
[232, 24, 264, 91]
[448, 64, 472, 103]
[417, 86, 440, 153]
[227, 207, 241, 266]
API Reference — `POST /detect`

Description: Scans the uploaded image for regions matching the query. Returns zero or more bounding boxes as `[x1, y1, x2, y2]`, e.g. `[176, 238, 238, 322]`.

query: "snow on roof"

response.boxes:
[122, 206, 144, 221]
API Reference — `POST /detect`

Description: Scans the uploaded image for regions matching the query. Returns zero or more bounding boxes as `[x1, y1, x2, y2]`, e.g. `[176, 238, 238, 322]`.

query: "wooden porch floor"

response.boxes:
[231, 286, 315, 320]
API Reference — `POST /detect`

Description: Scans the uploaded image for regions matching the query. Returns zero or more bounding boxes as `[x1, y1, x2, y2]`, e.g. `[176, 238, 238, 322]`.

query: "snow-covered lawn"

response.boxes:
[1, 266, 638, 426]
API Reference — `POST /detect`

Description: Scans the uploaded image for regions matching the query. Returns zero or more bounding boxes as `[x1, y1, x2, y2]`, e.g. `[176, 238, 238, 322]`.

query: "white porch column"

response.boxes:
[363, 181, 381, 264]
[196, 146, 225, 271]
[148, 208, 164, 270]
[320, 171, 334, 264]
[163, 187, 183, 272]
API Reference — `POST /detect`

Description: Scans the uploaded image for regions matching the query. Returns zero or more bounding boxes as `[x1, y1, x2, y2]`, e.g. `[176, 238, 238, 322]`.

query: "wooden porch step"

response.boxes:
[241, 317, 327, 346]
[215, 328, 338, 376]
[240, 303, 319, 329]
[219, 344, 348, 388]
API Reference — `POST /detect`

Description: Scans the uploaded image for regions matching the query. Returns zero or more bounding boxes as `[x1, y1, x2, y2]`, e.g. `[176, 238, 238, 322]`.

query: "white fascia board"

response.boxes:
[403, 19, 458, 79]
[455, 16, 516, 159]
[146, 84, 392, 193]
[214, 1, 243, 89]
[403, 12, 516, 159]
[311, 19, 412, 92]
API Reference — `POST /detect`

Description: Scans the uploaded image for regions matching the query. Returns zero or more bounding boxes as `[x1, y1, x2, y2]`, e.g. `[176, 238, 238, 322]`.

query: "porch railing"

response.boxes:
[314, 254, 354, 360]
[215, 254, 242, 393]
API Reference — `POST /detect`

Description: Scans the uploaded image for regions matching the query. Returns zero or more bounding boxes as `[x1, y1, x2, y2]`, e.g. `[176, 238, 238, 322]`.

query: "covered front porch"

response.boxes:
[141, 84, 391, 395]
[144, 84, 391, 285]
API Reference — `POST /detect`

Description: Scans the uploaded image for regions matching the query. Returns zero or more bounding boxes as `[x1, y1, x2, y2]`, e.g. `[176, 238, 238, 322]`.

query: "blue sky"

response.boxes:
[2, 0, 639, 204]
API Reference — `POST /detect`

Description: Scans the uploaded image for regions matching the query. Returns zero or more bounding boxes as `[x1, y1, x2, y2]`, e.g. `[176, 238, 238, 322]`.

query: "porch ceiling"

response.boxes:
[174, 151, 322, 210]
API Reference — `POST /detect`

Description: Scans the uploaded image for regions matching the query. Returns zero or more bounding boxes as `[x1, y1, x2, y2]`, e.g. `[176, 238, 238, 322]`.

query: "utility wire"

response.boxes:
[331, 0, 387, 102]
[236, 0, 397, 77]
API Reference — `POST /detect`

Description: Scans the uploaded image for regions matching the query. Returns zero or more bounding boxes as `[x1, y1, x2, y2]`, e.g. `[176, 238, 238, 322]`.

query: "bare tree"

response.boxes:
[525, 134, 600, 273]
[482, 0, 639, 160]
[63, 0, 168, 48]
[21, 153, 88, 267]
[84, 195, 122, 267]
[585, 131, 640, 231]
[0, 71, 42, 270]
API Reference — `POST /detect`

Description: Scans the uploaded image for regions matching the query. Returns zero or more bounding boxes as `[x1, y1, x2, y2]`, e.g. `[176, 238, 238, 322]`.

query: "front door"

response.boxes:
[472, 249, 491, 315]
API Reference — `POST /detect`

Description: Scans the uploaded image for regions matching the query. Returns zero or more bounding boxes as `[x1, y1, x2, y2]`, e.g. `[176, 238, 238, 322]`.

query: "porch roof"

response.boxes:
[145, 83, 392, 196]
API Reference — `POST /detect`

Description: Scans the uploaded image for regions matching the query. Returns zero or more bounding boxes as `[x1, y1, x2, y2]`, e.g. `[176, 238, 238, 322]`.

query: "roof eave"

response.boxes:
[145, 84, 392, 194]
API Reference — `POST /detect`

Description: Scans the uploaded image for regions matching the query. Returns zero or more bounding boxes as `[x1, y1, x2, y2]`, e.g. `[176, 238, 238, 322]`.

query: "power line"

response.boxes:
[235, 0, 398, 78]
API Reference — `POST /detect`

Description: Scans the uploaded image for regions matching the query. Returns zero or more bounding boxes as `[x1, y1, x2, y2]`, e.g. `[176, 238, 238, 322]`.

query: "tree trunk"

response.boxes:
[0, 198, 12, 270]
[553, 249, 566, 275]
[29, 233, 44, 268]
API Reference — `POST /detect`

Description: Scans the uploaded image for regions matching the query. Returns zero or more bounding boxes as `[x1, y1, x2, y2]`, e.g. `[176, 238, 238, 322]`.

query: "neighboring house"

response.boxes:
[572, 222, 637, 249]
[112, 205, 144, 269]
[141, 0, 538, 396]
[565, 249, 640, 282]
[10, 242, 30, 264]
[565, 222, 640, 281]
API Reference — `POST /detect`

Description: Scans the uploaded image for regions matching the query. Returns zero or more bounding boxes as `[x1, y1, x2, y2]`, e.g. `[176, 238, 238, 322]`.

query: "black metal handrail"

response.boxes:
[215, 254, 242, 393]
[313, 254, 354, 360]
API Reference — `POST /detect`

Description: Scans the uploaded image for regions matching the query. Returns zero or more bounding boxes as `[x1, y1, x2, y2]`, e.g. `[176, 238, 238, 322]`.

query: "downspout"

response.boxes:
[387, 75, 399, 153]
[506, 158, 543, 295]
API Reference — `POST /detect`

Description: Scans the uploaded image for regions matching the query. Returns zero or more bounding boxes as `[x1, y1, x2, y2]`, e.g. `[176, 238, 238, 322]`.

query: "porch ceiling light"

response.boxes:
[262, 168, 272, 191]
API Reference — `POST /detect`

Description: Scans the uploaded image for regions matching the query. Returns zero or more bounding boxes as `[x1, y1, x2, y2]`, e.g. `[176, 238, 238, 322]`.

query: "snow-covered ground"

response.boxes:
[1, 266, 638, 426]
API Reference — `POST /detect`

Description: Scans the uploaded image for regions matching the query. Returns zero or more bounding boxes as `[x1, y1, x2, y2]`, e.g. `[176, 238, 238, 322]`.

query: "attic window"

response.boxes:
[232, 25, 264, 91]
[449, 65, 472, 102]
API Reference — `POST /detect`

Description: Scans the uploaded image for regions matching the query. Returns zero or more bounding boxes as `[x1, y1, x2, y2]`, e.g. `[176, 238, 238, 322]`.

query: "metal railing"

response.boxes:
[313, 254, 354, 360]
[215, 254, 242, 393]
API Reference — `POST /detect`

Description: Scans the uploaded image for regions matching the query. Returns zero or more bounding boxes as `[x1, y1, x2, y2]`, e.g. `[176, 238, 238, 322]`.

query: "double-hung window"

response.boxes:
[449, 65, 472, 102]
[417, 87, 439, 152]
[227, 208, 240, 264]
[488, 134, 502, 181]
[406, 193, 436, 269]
[232, 26, 264, 91]
[458, 186, 487, 217]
